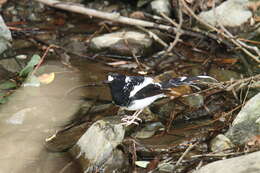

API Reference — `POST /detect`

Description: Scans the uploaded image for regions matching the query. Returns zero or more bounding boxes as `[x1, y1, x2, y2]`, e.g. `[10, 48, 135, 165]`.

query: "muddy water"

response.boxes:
[0, 58, 108, 172]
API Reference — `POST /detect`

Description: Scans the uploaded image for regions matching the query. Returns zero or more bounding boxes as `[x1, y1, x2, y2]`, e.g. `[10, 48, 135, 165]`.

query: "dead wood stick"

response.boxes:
[35, 0, 175, 32]
[180, 0, 260, 63]
[35, 0, 235, 51]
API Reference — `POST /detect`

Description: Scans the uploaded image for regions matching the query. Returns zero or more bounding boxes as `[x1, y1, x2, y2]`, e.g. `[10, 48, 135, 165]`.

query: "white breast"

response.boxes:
[125, 94, 165, 110]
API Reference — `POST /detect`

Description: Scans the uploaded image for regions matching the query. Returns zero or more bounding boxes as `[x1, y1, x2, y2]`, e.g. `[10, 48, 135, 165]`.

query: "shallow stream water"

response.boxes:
[0, 58, 110, 172]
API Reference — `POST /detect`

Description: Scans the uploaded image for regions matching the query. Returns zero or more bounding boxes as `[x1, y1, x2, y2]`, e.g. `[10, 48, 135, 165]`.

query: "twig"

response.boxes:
[211, 0, 253, 73]
[130, 46, 145, 72]
[65, 81, 108, 96]
[159, 12, 179, 28]
[59, 162, 73, 173]
[136, 25, 168, 47]
[31, 44, 58, 75]
[35, 0, 236, 56]
[180, 0, 260, 63]
[34, 0, 224, 46]
[35, 0, 175, 31]
[241, 78, 253, 106]
[190, 147, 260, 158]
[175, 142, 197, 166]
[167, 104, 243, 135]
[161, 0, 184, 53]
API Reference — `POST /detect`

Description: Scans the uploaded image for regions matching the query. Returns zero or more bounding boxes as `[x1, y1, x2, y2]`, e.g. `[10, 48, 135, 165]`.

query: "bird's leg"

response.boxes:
[121, 109, 143, 126]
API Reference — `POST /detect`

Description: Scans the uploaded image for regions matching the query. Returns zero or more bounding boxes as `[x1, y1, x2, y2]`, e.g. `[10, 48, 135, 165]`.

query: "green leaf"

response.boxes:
[0, 97, 7, 104]
[19, 54, 41, 77]
[0, 81, 17, 90]
[0, 93, 7, 104]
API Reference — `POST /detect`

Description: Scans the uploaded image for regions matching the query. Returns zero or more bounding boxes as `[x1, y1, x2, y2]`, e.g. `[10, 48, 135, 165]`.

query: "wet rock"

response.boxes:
[132, 122, 164, 139]
[182, 94, 204, 109]
[158, 163, 174, 172]
[6, 1, 45, 22]
[198, 0, 252, 28]
[209, 68, 241, 81]
[45, 123, 89, 152]
[0, 15, 12, 54]
[0, 58, 22, 73]
[225, 93, 260, 145]
[232, 93, 260, 125]
[152, 94, 231, 122]
[89, 30, 153, 56]
[0, 64, 14, 81]
[210, 134, 234, 152]
[195, 151, 260, 173]
[70, 116, 128, 172]
[12, 39, 34, 49]
[64, 41, 86, 55]
[151, 0, 171, 16]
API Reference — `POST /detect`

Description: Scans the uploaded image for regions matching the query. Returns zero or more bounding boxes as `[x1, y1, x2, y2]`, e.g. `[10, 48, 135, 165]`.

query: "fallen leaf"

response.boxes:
[0, 81, 17, 90]
[247, 135, 260, 147]
[135, 161, 150, 168]
[130, 11, 145, 19]
[213, 58, 238, 64]
[38, 72, 55, 84]
[19, 54, 41, 77]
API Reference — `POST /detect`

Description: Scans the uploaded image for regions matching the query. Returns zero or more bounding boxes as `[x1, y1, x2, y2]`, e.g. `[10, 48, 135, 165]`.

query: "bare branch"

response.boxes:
[35, 0, 176, 31]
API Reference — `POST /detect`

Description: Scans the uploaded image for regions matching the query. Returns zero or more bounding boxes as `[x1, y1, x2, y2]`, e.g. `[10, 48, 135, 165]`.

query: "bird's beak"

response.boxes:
[102, 80, 110, 84]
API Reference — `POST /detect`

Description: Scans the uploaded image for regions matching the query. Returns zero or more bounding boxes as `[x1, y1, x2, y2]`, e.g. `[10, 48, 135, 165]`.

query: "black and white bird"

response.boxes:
[107, 73, 216, 126]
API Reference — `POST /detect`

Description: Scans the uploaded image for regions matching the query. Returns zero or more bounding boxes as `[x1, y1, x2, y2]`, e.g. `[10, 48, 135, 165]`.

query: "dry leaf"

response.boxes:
[130, 11, 145, 20]
[247, 135, 260, 147]
[213, 58, 238, 64]
[38, 72, 55, 84]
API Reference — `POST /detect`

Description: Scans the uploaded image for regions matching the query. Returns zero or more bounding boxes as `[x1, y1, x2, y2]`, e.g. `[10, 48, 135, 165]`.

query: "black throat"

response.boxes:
[108, 74, 145, 107]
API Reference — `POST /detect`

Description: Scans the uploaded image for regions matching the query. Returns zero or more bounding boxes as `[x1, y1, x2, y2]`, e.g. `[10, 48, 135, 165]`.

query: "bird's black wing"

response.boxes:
[130, 84, 164, 100]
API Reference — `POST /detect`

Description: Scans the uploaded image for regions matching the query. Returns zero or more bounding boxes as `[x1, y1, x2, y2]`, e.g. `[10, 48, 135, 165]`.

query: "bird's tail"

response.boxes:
[160, 76, 217, 89]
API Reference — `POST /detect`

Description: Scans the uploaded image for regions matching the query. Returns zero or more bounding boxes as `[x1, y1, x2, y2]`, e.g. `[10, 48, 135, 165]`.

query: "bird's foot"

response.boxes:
[121, 115, 142, 126]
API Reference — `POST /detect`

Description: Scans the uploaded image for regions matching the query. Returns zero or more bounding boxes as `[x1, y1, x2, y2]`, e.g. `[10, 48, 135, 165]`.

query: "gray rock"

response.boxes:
[151, 0, 171, 16]
[133, 122, 164, 139]
[198, 0, 252, 27]
[89, 30, 153, 56]
[70, 116, 126, 172]
[210, 134, 234, 152]
[0, 15, 12, 54]
[225, 93, 260, 145]
[182, 94, 204, 109]
[0, 59, 21, 73]
[232, 93, 260, 125]
[209, 68, 241, 81]
[195, 151, 260, 173]
[158, 163, 175, 172]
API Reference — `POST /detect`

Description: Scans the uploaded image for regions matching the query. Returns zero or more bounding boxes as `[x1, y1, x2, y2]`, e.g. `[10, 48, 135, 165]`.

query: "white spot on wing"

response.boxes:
[197, 76, 217, 81]
[180, 77, 187, 81]
[129, 77, 154, 97]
